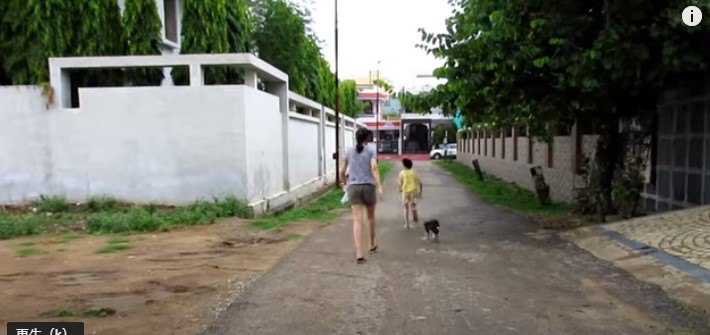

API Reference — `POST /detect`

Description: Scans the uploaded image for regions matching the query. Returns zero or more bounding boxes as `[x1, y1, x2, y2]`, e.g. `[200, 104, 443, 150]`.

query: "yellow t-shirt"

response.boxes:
[399, 169, 421, 194]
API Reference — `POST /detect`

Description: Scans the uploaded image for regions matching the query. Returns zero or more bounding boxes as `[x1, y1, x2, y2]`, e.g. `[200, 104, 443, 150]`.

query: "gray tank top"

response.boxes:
[345, 145, 376, 185]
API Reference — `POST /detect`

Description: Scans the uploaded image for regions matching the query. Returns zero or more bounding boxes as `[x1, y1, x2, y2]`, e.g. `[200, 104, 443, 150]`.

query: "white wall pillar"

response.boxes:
[267, 82, 290, 191]
[189, 63, 203, 86]
[49, 60, 71, 108]
[318, 105, 326, 178]
[244, 70, 258, 88]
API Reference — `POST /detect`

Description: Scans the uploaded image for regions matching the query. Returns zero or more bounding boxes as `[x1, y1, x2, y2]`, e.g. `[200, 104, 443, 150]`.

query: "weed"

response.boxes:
[286, 233, 303, 240]
[96, 242, 131, 254]
[86, 196, 119, 212]
[59, 234, 84, 243]
[15, 241, 34, 247]
[82, 308, 116, 317]
[31, 195, 70, 213]
[43, 309, 77, 318]
[16, 248, 41, 256]
[0, 213, 46, 240]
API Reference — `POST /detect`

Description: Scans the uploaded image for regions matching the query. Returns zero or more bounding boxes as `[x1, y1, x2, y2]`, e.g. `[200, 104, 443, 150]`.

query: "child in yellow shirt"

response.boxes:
[399, 158, 422, 229]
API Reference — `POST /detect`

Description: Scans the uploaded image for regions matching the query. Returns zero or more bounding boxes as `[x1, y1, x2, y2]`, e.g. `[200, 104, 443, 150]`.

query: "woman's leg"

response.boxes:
[352, 204, 364, 259]
[366, 205, 376, 249]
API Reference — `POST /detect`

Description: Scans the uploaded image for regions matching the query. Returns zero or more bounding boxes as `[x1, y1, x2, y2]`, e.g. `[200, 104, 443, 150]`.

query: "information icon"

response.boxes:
[682, 6, 702, 27]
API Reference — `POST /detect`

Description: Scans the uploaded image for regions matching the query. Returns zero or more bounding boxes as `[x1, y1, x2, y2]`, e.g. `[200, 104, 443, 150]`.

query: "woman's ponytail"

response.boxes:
[355, 128, 370, 154]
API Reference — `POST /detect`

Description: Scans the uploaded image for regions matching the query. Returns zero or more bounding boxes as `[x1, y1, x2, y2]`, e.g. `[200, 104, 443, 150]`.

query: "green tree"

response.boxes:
[0, 0, 74, 84]
[253, 0, 310, 94]
[0, 0, 124, 90]
[420, 0, 710, 220]
[67, 0, 125, 104]
[339, 80, 363, 117]
[226, 0, 253, 53]
[374, 78, 394, 96]
[432, 124, 457, 146]
[0, 0, 9, 84]
[122, 0, 164, 85]
[174, 0, 230, 84]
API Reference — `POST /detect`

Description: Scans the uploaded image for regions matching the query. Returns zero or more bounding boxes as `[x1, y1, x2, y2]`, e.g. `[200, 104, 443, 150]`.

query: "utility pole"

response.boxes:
[334, 0, 340, 185]
[375, 67, 380, 158]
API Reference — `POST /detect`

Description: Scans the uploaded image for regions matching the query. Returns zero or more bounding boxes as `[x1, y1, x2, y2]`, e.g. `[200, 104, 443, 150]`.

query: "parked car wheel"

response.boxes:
[433, 153, 442, 160]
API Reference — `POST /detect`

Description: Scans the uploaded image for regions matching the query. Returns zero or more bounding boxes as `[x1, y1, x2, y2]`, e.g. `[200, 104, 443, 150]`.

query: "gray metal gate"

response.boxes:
[645, 82, 710, 212]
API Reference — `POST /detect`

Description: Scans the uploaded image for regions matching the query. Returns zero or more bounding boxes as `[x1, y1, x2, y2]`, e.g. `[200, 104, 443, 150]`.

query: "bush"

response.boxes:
[31, 195, 70, 213]
[86, 196, 119, 212]
[0, 213, 45, 239]
[86, 196, 249, 234]
[87, 208, 165, 234]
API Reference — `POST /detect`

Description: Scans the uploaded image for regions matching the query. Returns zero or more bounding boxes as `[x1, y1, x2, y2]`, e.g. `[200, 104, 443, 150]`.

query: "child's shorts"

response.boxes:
[402, 192, 417, 208]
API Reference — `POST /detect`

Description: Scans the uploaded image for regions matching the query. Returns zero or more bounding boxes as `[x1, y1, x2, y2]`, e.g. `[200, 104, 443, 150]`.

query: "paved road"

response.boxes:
[207, 162, 709, 335]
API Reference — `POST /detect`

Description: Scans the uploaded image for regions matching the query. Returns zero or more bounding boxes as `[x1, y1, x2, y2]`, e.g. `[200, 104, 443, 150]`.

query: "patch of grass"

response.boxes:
[251, 162, 395, 231]
[82, 308, 116, 317]
[1, 195, 250, 240]
[15, 241, 34, 247]
[31, 195, 70, 213]
[45, 309, 77, 317]
[107, 237, 129, 244]
[86, 195, 119, 212]
[16, 248, 41, 256]
[59, 233, 84, 243]
[378, 160, 395, 180]
[286, 233, 303, 240]
[251, 188, 345, 230]
[0, 213, 46, 240]
[44, 308, 116, 318]
[435, 161, 571, 216]
[96, 242, 131, 254]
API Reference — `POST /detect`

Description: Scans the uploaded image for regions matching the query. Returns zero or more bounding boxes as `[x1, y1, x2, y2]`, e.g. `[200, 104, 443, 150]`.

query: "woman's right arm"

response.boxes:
[339, 155, 348, 187]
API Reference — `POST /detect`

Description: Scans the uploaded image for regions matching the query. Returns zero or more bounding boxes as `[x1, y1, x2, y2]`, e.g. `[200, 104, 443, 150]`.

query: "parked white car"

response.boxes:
[430, 143, 457, 159]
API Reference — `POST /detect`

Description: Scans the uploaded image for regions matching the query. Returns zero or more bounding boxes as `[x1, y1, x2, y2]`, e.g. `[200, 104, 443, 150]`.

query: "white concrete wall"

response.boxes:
[243, 89, 283, 202]
[0, 84, 362, 210]
[0, 87, 51, 202]
[52, 86, 251, 203]
[288, 115, 321, 187]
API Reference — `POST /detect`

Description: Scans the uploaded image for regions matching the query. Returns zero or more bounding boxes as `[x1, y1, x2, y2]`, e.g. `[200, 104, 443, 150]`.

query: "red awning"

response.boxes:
[364, 121, 401, 130]
[358, 92, 389, 99]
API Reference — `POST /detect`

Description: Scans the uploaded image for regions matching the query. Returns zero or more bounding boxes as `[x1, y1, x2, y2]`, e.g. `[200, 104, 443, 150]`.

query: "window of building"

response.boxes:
[164, 0, 179, 44]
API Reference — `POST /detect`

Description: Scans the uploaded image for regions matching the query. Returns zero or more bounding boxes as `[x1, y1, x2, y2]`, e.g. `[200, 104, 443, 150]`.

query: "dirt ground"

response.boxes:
[0, 218, 325, 335]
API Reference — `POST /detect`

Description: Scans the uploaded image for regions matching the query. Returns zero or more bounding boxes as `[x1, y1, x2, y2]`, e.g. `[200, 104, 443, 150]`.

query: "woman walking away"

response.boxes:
[340, 128, 383, 264]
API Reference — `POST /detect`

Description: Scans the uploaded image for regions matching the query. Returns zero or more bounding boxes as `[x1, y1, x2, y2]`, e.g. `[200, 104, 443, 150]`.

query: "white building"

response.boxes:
[353, 74, 453, 155]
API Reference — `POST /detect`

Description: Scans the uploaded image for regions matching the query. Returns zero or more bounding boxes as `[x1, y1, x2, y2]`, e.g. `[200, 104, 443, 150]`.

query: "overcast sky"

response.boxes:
[307, 0, 451, 90]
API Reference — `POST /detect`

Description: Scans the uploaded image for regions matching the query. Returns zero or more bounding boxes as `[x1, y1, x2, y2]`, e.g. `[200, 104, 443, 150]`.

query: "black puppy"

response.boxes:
[423, 219, 440, 241]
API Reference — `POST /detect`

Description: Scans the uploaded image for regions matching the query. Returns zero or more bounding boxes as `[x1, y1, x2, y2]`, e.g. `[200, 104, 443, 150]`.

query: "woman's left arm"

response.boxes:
[370, 158, 382, 195]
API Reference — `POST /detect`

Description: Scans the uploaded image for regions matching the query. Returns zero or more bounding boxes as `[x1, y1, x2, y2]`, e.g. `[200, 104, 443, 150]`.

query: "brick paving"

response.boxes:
[605, 206, 710, 270]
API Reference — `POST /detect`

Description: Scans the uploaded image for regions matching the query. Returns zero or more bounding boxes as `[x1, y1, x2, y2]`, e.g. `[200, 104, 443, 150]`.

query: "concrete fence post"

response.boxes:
[244, 70, 258, 88]
[319, 105, 326, 178]
[501, 128, 506, 160]
[49, 65, 72, 108]
[267, 82, 290, 191]
[571, 120, 580, 173]
[189, 63, 203, 87]
[526, 127, 533, 164]
[512, 127, 518, 161]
